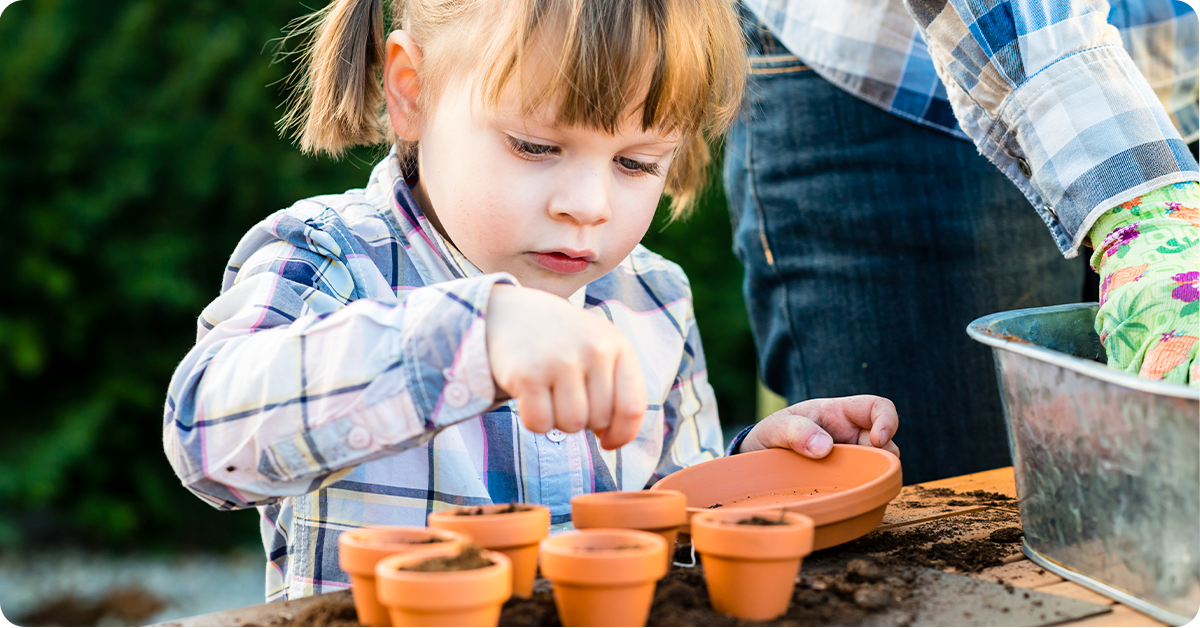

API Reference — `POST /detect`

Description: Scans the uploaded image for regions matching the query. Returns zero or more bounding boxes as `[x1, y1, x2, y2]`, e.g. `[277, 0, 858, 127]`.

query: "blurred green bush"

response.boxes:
[0, 0, 754, 552]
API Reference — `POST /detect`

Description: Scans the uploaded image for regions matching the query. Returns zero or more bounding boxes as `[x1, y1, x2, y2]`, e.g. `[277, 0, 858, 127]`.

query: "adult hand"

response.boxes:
[739, 395, 899, 458]
[485, 284, 648, 449]
[1090, 183, 1198, 386]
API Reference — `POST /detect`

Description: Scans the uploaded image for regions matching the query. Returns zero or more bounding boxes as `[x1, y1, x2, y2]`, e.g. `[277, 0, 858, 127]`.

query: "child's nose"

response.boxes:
[549, 163, 611, 225]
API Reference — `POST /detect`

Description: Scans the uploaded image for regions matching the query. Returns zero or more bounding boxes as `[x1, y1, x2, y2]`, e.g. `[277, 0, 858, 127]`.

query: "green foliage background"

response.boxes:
[0, 0, 755, 551]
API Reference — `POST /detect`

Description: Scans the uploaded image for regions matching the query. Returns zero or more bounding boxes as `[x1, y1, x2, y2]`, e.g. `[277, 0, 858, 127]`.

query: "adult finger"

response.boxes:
[599, 347, 646, 450]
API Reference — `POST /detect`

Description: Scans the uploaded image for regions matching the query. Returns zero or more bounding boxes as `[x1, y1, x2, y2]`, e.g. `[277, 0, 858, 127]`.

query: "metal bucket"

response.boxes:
[967, 303, 1199, 625]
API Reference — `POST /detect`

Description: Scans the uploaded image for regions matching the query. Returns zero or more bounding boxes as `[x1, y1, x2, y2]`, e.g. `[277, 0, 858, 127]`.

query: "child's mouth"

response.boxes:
[531, 251, 592, 274]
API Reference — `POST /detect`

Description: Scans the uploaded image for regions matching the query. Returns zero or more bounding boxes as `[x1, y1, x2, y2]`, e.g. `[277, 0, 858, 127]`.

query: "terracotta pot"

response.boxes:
[651, 444, 901, 549]
[426, 503, 550, 597]
[337, 526, 467, 627]
[539, 528, 668, 627]
[691, 509, 815, 620]
[375, 546, 512, 627]
[570, 490, 687, 569]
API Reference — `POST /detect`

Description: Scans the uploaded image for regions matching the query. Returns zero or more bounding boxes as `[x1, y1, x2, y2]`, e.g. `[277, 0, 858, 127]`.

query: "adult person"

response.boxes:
[723, 0, 1199, 483]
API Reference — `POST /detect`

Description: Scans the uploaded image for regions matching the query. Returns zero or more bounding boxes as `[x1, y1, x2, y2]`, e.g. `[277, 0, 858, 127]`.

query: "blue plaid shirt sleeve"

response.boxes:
[163, 207, 514, 510]
[904, 0, 1200, 257]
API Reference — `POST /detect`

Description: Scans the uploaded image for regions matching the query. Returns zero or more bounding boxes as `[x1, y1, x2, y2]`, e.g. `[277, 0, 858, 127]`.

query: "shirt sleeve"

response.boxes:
[163, 213, 512, 510]
[649, 281, 724, 485]
[903, 0, 1199, 257]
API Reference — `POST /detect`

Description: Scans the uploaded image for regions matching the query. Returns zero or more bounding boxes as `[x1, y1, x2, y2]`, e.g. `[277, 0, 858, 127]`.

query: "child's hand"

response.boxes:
[486, 285, 648, 450]
[738, 395, 899, 458]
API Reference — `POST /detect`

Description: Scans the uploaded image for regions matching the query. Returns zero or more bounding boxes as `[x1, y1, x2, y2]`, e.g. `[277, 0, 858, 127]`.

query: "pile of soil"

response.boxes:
[397, 545, 492, 572]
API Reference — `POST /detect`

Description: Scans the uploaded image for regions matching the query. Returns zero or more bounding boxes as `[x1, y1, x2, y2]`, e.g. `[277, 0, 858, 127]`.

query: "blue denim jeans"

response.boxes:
[723, 10, 1086, 483]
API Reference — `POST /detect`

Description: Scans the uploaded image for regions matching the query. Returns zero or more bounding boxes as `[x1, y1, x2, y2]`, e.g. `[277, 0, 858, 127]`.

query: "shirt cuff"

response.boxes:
[725, 424, 757, 456]
[989, 47, 1198, 258]
[401, 273, 517, 429]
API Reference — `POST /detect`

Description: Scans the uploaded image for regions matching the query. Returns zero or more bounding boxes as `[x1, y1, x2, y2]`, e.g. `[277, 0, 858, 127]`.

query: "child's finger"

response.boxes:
[515, 385, 554, 434]
[552, 369, 589, 433]
[585, 357, 615, 439]
[600, 347, 646, 450]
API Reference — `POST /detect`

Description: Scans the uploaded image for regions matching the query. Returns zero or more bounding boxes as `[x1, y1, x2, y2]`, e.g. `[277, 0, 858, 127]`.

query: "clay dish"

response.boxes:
[375, 546, 512, 627]
[651, 444, 901, 549]
[427, 503, 550, 598]
[570, 490, 687, 569]
[337, 526, 467, 627]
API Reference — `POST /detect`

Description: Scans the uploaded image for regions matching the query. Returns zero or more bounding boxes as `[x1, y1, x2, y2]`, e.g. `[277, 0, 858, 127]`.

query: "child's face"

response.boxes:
[409, 70, 679, 299]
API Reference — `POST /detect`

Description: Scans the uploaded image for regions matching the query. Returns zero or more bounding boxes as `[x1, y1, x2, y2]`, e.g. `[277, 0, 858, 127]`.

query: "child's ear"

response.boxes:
[384, 30, 423, 142]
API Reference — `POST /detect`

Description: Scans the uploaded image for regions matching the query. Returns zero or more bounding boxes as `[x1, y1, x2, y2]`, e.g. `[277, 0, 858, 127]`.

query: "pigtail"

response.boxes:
[277, 0, 389, 157]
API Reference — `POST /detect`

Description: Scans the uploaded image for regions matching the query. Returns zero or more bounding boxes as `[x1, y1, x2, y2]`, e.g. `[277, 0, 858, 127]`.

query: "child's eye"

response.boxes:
[615, 156, 663, 177]
[505, 135, 558, 159]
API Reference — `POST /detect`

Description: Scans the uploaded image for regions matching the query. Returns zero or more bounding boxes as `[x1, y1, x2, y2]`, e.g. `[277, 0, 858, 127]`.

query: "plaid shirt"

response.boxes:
[743, 0, 1199, 256]
[162, 150, 722, 601]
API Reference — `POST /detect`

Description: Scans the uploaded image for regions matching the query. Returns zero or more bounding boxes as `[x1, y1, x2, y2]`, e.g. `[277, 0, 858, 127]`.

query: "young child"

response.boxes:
[163, 0, 899, 602]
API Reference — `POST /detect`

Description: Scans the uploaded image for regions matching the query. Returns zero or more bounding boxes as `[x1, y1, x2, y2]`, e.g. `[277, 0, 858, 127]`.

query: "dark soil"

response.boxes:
[454, 503, 531, 515]
[398, 545, 493, 572]
[406, 536, 448, 544]
[736, 514, 789, 526]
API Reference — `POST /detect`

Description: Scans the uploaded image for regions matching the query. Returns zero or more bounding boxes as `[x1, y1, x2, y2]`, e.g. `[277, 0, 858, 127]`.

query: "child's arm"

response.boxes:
[732, 396, 900, 458]
[164, 235, 508, 510]
[165, 212, 648, 511]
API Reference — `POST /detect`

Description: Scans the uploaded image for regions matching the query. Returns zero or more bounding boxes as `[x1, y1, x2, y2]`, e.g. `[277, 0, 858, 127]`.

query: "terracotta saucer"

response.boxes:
[650, 444, 901, 550]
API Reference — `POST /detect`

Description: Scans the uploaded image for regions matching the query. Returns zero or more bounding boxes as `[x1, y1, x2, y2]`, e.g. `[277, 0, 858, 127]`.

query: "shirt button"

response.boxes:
[1017, 158, 1032, 178]
[444, 382, 470, 408]
[347, 426, 372, 450]
[547, 429, 567, 443]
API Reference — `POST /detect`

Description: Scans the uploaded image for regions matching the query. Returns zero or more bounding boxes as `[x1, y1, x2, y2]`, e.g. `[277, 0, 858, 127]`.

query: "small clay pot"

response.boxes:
[338, 526, 467, 627]
[570, 490, 687, 570]
[651, 444, 901, 549]
[426, 503, 550, 598]
[375, 546, 512, 627]
[539, 528, 668, 627]
[691, 509, 815, 621]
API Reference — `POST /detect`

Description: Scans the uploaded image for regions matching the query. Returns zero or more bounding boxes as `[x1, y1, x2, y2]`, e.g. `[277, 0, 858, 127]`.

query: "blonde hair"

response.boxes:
[278, 0, 746, 219]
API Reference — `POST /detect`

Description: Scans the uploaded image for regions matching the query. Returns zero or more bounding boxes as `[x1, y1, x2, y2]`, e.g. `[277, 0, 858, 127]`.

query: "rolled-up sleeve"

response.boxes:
[904, 0, 1199, 257]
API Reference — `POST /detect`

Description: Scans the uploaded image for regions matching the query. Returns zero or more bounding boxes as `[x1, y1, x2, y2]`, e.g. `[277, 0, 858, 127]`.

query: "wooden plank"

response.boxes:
[917, 467, 1017, 498]
[1059, 603, 1167, 627]
[1035, 580, 1114, 606]
[976, 560, 1064, 589]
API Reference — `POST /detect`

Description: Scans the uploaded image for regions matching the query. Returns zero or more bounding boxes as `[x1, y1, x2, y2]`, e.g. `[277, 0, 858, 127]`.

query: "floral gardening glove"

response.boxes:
[1088, 182, 1199, 387]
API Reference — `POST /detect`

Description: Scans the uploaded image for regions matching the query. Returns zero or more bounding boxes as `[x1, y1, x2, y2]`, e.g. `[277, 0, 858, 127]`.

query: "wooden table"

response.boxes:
[908, 467, 1166, 627]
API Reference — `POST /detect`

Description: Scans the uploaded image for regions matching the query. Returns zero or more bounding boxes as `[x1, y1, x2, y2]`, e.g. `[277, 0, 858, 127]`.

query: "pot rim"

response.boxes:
[691, 510, 815, 560]
[570, 489, 687, 530]
[539, 529, 668, 586]
[374, 547, 513, 612]
[427, 503, 551, 548]
[338, 526, 466, 575]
